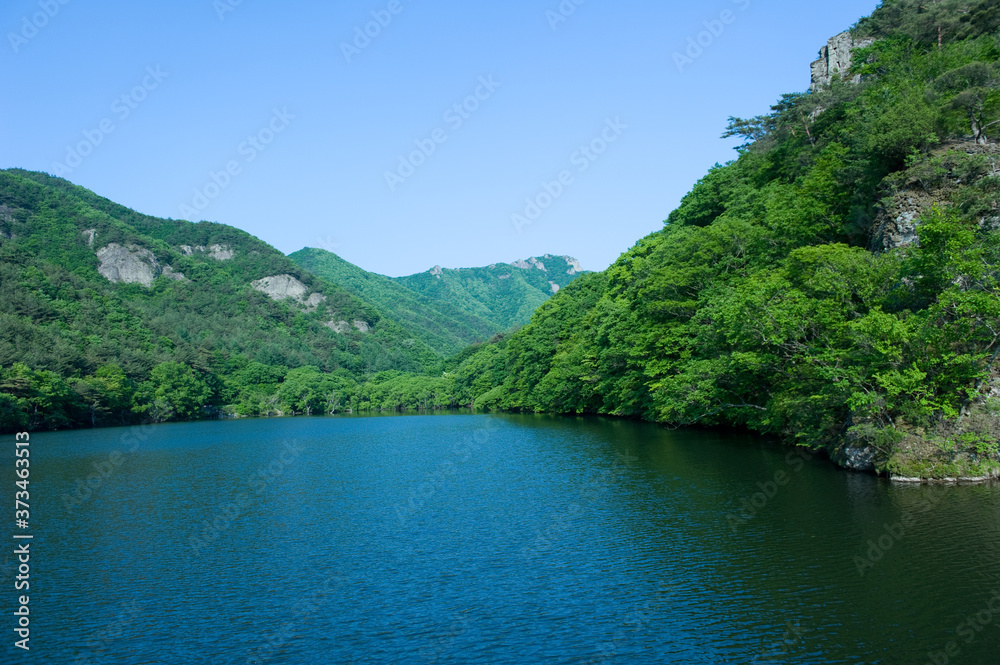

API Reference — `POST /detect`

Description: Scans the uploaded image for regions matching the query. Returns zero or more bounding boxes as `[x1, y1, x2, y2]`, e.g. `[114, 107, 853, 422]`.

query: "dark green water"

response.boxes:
[4, 414, 1000, 663]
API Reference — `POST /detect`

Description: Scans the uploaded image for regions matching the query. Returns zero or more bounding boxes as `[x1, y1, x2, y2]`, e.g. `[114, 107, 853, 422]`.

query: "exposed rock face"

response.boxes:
[161, 266, 187, 282]
[1, 205, 17, 241]
[251, 274, 326, 311]
[872, 195, 926, 251]
[430, 266, 443, 279]
[564, 257, 583, 275]
[303, 293, 326, 311]
[180, 244, 234, 260]
[871, 141, 1000, 252]
[324, 320, 371, 334]
[82, 229, 96, 247]
[513, 257, 547, 271]
[549, 281, 561, 294]
[326, 320, 351, 334]
[252, 274, 308, 300]
[834, 442, 878, 472]
[96, 244, 162, 287]
[810, 31, 873, 91]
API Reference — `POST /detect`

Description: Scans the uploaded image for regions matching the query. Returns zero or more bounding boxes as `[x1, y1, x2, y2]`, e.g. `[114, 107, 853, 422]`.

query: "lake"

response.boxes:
[7, 413, 1000, 663]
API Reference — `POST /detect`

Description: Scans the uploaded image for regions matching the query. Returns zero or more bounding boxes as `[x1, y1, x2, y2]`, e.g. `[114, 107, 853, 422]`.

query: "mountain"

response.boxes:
[440, 0, 1000, 480]
[289, 248, 586, 356]
[0, 169, 587, 430]
[0, 169, 442, 429]
[7, 0, 1000, 482]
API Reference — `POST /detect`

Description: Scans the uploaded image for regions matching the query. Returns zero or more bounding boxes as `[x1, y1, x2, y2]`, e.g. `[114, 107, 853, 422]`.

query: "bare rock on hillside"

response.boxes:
[96, 244, 161, 287]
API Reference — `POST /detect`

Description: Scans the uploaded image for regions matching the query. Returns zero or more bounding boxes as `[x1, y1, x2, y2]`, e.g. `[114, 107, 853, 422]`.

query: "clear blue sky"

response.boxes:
[1, 0, 879, 277]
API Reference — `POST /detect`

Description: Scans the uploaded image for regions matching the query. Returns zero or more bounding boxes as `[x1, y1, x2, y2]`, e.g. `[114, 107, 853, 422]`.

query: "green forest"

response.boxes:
[0, 169, 578, 432]
[3, 0, 1000, 479]
[289, 248, 584, 357]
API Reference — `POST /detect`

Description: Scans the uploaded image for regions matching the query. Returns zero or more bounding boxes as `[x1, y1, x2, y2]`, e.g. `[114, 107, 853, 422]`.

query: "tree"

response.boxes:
[935, 62, 1000, 144]
[137, 362, 213, 421]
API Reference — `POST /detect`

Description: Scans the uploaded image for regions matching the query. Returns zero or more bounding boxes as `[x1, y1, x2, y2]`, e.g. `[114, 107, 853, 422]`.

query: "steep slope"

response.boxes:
[394, 254, 585, 331]
[290, 248, 586, 356]
[445, 0, 1000, 480]
[0, 169, 439, 430]
[289, 248, 496, 356]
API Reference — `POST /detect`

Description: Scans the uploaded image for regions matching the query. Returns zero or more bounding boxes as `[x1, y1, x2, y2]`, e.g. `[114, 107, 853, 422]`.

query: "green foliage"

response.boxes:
[289, 248, 584, 357]
[6, 0, 1000, 483]
[0, 170, 446, 431]
[434, 6, 1000, 477]
[134, 362, 213, 422]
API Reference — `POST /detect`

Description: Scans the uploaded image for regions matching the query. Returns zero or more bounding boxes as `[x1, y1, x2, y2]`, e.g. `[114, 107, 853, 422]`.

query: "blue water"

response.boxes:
[4, 414, 1000, 663]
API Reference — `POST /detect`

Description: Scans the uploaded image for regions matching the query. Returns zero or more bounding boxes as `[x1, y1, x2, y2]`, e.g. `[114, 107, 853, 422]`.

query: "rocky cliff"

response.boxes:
[810, 31, 873, 91]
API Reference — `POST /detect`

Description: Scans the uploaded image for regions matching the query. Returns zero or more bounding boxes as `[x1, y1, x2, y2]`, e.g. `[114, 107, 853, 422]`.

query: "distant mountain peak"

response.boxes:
[512, 255, 584, 275]
[512, 257, 546, 271]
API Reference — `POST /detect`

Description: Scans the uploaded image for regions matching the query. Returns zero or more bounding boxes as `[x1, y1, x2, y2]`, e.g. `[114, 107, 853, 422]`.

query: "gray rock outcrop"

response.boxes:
[180, 244, 234, 260]
[251, 274, 326, 312]
[326, 320, 351, 334]
[161, 266, 188, 282]
[324, 320, 371, 334]
[82, 229, 96, 247]
[871, 195, 926, 251]
[810, 31, 873, 91]
[513, 257, 547, 271]
[96, 244, 162, 287]
[871, 141, 1000, 252]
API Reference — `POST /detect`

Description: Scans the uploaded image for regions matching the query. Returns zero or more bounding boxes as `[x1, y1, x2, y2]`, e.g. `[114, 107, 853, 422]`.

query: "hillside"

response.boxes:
[290, 248, 585, 356]
[0, 169, 441, 429]
[442, 0, 1000, 480]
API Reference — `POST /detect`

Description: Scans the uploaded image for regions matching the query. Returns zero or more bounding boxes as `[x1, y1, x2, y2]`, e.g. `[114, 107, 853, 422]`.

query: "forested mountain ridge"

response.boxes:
[290, 248, 585, 356]
[0, 168, 447, 429]
[0, 169, 584, 430]
[442, 0, 1000, 480]
[5, 0, 1000, 481]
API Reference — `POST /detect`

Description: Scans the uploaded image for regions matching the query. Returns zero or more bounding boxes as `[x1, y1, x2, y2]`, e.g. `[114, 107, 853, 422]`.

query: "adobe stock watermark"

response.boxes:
[245, 568, 340, 665]
[50, 66, 169, 178]
[71, 599, 142, 665]
[187, 440, 305, 554]
[61, 413, 171, 515]
[520, 449, 638, 560]
[546, 0, 586, 31]
[7, 0, 71, 54]
[752, 621, 807, 663]
[213, 0, 244, 21]
[384, 75, 502, 193]
[925, 589, 1000, 665]
[587, 580, 676, 663]
[316, 235, 340, 252]
[394, 428, 489, 526]
[179, 107, 294, 220]
[672, 0, 751, 73]
[341, 0, 408, 64]
[511, 117, 627, 234]
[417, 612, 472, 663]
[851, 491, 942, 577]
[725, 448, 812, 534]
